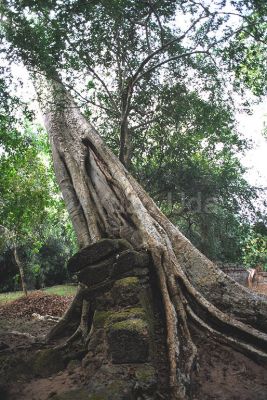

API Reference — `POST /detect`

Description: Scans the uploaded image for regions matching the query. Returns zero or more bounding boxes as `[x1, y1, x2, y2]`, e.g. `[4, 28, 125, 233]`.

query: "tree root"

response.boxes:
[46, 285, 85, 342]
[150, 244, 267, 399]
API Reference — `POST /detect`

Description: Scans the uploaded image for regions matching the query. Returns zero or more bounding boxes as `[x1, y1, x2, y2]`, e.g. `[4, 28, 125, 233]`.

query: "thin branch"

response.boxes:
[148, 0, 165, 45]
[145, 13, 153, 54]
[131, 118, 158, 130]
[85, 63, 120, 113]
[84, 99, 117, 114]
[119, 13, 208, 128]
[132, 14, 207, 85]
[190, 1, 267, 44]
[65, 37, 120, 113]
[62, 81, 118, 115]
[136, 49, 210, 83]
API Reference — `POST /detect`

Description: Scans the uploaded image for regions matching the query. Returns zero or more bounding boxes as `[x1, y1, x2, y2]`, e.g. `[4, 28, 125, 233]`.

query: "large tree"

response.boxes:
[1, 0, 267, 398]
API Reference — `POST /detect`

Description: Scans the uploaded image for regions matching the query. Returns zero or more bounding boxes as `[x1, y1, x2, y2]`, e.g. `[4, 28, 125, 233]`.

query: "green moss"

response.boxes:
[113, 276, 139, 288]
[67, 359, 80, 371]
[106, 307, 146, 326]
[93, 310, 113, 328]
[135, 365, 156, 383]
[117, 238, 133, 250]
[110, 318, 148, 333]
[0, 354, 31, 381]
[94, 307, 147, 330]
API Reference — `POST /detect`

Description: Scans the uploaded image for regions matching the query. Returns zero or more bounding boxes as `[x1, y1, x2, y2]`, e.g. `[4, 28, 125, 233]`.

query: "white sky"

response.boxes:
[237, 102, 267, 189]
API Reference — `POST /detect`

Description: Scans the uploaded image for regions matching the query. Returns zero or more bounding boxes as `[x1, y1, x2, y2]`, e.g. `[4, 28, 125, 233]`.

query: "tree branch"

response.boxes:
[131, 14, 207, 85]
[148, 0, 165, 45]
[131, 118, 158, 130]
[65, 37, 120, 114]
[119, 13, 208, 130]
[135, 49, 210, 83]
[85, 63, 120, 114]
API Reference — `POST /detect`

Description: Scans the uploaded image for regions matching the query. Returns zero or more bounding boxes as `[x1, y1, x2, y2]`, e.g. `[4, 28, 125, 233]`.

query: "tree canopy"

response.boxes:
[0, 0, 266, 264]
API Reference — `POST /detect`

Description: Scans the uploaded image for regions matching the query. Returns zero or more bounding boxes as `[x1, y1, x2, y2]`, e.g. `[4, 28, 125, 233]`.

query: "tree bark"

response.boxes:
[14, 246, 28, 296]
[119, 83, 133, 168]
[36, 76, 267, 400]
[119, 116, 132, 168]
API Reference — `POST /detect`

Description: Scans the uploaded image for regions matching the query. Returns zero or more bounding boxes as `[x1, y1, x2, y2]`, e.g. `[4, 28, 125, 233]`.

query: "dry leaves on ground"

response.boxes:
[0, 291, 73, 319]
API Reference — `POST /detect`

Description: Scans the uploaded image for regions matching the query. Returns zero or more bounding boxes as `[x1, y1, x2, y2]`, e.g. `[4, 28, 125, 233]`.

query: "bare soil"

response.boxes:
[191, 328, 267, 400]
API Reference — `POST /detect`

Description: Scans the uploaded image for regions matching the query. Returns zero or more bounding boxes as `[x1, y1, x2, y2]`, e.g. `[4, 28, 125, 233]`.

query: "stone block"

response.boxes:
[107, 318, 149, 364]
[77, 256, 116, 286]
[111, 250, 149, 278]
[112, 277, 140, 306]
[67, 239, 132, 274]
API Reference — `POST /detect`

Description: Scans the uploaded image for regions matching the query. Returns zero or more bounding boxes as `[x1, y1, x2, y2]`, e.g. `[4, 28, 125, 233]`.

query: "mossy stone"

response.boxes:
[135, 365, 157, 389]
[67, 239, 132, 274]
[108, 308, 146, 325]
[0, 384, 7, 400]
[112, 277, 140, 306]
[93, 307, 146, 329]
[114, 277, 139, 288]
[107, 318, 149, 363]
[32, 348, 65, 377]
[0, 354, 31, 380]
[110, 318, 148, 333]
[111, 250, 149, 278]
[93, 310, 114, 328]
[67, 359, 81, 371]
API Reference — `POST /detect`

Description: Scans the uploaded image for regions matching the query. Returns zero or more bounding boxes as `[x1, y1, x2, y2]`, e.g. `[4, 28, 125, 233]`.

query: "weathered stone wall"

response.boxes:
[216, 262, 249, 286]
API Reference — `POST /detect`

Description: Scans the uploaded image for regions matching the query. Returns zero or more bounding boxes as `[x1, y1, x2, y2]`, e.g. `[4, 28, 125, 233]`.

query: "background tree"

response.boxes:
[0, 81, 76, 291]
[242, 220, 267, 271]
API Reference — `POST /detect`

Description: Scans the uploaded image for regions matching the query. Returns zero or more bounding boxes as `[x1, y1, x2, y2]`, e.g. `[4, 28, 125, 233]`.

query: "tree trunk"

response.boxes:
[14, 246, 28, 296]
[119, 90, 132, 168]
[119, 116, 132, 168]
[36, 76, 267, 399]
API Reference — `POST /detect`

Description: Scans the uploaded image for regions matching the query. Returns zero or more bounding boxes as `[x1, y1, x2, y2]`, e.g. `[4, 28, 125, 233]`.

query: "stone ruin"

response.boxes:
[53, 239, 169, 399]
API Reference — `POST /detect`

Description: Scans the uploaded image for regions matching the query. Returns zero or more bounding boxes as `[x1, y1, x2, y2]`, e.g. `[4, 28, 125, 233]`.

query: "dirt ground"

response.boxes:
[0, 290, 266, 400]
[191, 329, 267, 400]
[254, 283, 267, 296]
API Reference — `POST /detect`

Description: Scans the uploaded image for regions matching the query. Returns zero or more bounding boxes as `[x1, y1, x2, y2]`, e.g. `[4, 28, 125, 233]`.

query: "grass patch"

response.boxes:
[0, 284, 77, 304]
[43, 285, 77, 297]
[0, 291, 23, 304]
